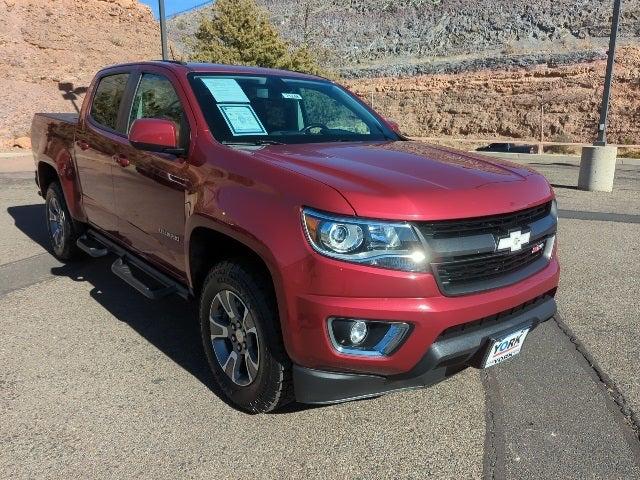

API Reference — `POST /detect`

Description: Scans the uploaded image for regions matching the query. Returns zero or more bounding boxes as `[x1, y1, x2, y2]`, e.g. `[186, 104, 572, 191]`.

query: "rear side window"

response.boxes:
[90, 73, 129, 131]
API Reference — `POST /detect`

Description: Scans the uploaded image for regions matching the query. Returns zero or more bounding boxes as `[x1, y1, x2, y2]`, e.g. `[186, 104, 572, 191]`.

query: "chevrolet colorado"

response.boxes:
[31, 61, 559, 413]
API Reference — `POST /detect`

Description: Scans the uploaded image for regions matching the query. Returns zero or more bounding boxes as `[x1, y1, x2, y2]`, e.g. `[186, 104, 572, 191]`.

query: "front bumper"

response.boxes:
[293, 295, 556, 404]
[282, 254, 559, 376]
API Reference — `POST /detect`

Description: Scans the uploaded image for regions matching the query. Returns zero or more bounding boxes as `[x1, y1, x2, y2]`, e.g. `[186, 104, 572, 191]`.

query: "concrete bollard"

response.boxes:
[578, 145, 618, 192]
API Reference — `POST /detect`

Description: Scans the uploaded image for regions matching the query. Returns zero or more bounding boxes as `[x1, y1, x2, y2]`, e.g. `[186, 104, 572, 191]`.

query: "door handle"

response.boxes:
[77, 140, 90, 151]
[112, 154, 130, 168]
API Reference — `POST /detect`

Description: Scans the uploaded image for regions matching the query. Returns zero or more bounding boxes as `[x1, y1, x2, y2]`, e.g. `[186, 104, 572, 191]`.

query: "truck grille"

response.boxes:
[416, 202, 555, 296]
[419, 202, 551, 238]
[434, 240, 547, 290]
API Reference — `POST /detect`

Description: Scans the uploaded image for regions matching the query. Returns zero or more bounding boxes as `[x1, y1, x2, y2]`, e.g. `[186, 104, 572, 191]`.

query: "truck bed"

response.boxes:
[35, 112, 79, 124]
[31, 112, 79, 174]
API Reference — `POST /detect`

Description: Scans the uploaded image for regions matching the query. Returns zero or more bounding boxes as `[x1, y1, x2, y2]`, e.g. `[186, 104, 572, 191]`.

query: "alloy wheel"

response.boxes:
[48, 195, 66, 251]
[209, 290, 260, 386]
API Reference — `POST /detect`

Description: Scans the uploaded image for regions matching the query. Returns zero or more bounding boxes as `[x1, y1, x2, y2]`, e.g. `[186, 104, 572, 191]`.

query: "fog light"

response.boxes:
[349, 320, 368, 345]
[328, 318, 411, 356]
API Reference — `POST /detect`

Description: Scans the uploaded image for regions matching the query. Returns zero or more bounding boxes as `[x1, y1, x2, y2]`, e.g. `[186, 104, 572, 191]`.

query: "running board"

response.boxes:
[76, 235, 108, 257]
[111, 257, 176, 300]
[82, 229, 189, 300]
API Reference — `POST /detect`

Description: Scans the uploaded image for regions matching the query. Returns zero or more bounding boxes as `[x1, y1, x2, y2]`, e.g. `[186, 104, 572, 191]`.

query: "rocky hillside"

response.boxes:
[169, 0, 640, 77]
[0, 0, 160, 148]
[2, 0, 639, 148]
[346, 45, 640, 145]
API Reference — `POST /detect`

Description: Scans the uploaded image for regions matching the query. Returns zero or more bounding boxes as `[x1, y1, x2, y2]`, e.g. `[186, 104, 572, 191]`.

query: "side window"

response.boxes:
[90, 73, 129, 131]
[128, 73, 188, 146]
[300, 88, 370, 134]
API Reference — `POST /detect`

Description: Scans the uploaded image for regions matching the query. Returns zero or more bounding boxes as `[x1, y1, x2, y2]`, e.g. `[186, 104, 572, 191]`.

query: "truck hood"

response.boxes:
[250, 141, 553, 220]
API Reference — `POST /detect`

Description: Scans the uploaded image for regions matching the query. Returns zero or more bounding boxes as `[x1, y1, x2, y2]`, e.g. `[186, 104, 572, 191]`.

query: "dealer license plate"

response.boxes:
[482, 326, 531, 368]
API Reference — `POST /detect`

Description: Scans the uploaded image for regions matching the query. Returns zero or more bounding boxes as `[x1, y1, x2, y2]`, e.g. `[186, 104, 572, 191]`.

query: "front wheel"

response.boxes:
[199, 261, 293, 413]
[45, 182, 82, 261]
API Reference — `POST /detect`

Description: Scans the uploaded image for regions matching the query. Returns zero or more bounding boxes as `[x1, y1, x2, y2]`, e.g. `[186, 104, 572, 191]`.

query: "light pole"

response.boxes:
[595, 0, 622, 146]
[578, 0, 622, 191]
[159, 0, 169, 60]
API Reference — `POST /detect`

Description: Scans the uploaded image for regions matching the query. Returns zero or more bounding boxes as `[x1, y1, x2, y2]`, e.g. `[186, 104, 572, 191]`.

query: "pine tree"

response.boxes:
[188, 0, 327, 76]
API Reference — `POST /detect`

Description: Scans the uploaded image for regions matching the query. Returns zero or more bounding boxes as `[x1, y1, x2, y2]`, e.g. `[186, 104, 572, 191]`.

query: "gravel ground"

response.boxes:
[515, 157, 640, 416]
[0, 171, 46, 265]
[1, 154, 639, 479]
[0, 270, 485, 479]
[0, 167, 486, 479]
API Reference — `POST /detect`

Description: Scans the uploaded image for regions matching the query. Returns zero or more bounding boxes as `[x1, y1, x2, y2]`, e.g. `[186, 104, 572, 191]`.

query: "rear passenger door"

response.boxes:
[75, 71, 132, 234]
[113, 69, 194, 278]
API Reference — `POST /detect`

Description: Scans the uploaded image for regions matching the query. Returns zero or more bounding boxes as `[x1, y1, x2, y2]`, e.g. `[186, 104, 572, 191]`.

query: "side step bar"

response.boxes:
[76, 235, 108, 257]
[82, 230, 189, 300]
[111, 257, 177, 300]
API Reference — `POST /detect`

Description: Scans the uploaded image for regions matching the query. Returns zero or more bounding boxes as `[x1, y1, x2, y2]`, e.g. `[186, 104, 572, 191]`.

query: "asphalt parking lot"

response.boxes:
[1, 153, 639, 479]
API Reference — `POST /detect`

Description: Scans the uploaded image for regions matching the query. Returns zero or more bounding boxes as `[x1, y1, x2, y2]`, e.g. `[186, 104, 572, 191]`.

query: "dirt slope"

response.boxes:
[346, 46, 640, 145]
[0, 0, 160, 148]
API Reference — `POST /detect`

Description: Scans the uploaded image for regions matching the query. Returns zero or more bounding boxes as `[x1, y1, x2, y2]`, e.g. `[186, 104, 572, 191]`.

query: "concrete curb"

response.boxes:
[0, 150, 32, 158]
[0, 152, 34, 173]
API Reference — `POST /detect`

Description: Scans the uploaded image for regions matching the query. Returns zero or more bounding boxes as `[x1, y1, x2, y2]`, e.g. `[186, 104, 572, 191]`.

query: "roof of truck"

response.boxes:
[99, 60, 328, 82]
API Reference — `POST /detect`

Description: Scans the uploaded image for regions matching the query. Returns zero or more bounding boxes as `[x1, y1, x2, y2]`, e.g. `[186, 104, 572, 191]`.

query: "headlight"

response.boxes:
[551, 198, 558, 219]
[302, 208, 428, 272]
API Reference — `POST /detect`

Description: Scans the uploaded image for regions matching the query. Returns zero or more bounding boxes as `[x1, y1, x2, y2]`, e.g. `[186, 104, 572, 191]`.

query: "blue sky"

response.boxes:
[140, 0, 211, 18]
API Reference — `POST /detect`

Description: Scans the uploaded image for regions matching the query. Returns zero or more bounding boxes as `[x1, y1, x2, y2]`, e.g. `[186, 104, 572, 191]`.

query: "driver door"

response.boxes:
[113, 69, 194, 278]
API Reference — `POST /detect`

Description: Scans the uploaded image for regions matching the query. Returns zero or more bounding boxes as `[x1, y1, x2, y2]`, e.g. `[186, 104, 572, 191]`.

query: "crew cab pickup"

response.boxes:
[31, 62, 559, 412]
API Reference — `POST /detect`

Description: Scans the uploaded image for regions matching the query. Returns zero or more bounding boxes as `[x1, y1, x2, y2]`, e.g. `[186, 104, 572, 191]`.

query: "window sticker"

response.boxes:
[217, 104, 267, 136]
[201, 78, 250, 103]
[282, 92, 302, 100]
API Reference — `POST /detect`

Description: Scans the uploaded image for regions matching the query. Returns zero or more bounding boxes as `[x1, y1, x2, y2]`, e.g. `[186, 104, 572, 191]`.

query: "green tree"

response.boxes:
[188, 0, 326, 76]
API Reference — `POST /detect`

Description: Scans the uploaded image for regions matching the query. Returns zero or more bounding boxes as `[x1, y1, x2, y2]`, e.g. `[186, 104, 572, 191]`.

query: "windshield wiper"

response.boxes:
[222, 139, 284, 146]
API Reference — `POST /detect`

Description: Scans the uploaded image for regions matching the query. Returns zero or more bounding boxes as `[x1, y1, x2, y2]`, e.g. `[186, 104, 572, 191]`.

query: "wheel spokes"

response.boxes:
[245, 351, 259, 383]
[222, 351, 242, 383]
[53, 228, 62, 246]
[217, 290, 241, 319]
[242, 308, 256, 331]
[209, 309, 229, 340]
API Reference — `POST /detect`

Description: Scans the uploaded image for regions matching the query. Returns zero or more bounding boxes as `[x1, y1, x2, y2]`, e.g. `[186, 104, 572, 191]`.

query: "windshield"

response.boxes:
[188, 73, 399, 145]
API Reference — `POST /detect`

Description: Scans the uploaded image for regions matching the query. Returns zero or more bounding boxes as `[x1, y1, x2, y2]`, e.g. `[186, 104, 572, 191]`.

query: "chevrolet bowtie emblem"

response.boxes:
[497, 230, 530, 252]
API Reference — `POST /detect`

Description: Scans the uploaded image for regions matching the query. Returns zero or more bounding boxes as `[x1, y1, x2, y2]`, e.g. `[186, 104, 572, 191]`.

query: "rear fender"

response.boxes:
[37, 148, 85, 222]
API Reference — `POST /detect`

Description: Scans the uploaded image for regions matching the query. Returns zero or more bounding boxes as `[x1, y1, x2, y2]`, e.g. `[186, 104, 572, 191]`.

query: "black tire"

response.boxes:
[45, 182, 82, 261]
[199, 260, 293, 413]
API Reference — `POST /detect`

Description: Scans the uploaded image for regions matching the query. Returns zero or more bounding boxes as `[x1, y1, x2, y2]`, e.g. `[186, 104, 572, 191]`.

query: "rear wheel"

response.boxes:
[199, 261, 293, 413]
[45, 182, 82, 261]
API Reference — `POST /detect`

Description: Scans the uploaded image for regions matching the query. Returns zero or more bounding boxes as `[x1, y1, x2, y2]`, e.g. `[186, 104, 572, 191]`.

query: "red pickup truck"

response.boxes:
[31, 61, 559, 412]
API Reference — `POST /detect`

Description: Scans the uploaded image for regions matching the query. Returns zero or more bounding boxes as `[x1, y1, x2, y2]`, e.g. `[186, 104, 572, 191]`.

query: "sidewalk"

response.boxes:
[0, 151, 33, 173]
[477, 151, 640, 166]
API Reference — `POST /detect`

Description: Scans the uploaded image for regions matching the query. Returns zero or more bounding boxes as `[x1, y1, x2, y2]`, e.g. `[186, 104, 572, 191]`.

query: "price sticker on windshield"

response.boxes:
[202, 78, 250, 103]
[217, 104, 267, 136]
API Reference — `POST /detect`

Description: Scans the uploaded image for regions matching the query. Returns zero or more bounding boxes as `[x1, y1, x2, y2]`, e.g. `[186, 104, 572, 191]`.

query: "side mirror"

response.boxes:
[384, 117, 401, 133]
[129, 118, 183, 154]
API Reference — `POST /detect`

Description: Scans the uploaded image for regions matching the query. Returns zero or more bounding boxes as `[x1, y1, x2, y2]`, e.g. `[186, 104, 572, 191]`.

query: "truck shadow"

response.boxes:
[7, 203, 51, 251]
[7, 203, 315, 414]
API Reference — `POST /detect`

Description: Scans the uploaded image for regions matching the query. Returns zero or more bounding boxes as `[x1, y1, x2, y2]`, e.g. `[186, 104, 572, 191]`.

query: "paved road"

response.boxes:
[1, 159, 639, 479]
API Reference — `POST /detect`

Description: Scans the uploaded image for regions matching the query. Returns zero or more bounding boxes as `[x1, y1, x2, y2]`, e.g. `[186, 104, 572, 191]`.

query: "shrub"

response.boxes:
[188, 0, 327, 76]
